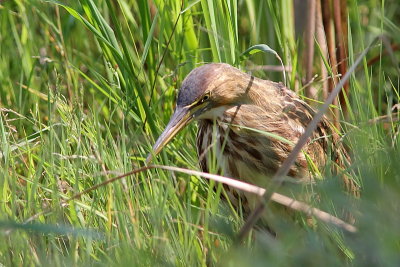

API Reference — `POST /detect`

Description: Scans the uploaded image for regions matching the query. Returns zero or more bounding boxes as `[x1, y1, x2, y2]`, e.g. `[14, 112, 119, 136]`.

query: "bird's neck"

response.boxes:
[242, 77, 284, 110]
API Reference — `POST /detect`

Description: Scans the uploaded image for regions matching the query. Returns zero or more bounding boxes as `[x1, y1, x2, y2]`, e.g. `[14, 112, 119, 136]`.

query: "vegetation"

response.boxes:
[0, 0, 399, 265]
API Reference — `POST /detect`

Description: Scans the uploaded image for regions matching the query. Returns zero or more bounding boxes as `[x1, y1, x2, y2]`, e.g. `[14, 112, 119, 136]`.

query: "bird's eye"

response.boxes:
[201, 94, 210, 102]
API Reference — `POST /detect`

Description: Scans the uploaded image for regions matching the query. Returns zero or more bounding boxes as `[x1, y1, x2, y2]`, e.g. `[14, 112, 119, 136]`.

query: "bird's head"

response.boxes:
[147, 63, 252, 163]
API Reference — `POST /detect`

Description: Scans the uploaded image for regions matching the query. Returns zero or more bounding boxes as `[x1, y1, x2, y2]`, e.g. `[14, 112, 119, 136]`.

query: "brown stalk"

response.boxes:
[333, 0, 349, 117]
[316, 0, 329, 100]
[321, 0, 340, 128]
[304, 0, 317, 99]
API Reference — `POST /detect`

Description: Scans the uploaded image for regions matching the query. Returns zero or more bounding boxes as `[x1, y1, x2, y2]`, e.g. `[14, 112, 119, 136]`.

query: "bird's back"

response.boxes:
[196, 78, 358, 203]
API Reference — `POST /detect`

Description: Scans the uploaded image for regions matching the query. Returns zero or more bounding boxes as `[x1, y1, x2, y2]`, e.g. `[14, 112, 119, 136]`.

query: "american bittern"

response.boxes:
[148, 63, 358, 214]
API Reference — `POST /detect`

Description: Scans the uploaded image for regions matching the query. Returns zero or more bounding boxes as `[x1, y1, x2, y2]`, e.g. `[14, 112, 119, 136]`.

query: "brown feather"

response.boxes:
[192, 64, 359, 207]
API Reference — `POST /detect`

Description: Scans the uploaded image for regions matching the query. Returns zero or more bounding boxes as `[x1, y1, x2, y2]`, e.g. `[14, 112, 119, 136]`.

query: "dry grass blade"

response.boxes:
[368, 112, 400, 124]
[15, 164, 356, 234]
[66, 165, 356, 233]
[237, 40, 376, 241]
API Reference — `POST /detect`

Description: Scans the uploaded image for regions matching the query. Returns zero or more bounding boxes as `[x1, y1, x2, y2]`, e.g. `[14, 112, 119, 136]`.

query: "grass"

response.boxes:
[1, 0, 400, 266]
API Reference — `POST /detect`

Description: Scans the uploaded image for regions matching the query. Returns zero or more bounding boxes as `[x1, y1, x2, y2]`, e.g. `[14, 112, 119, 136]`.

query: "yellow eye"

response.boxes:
[201, 93, 210, 102]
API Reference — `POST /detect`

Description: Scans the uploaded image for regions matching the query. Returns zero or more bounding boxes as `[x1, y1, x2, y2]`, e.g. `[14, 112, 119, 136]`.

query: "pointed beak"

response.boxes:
[146, 106, 194, 163]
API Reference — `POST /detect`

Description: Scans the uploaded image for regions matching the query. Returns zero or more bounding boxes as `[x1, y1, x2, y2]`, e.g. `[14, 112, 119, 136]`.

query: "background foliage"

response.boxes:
[0, 0, 399, 266]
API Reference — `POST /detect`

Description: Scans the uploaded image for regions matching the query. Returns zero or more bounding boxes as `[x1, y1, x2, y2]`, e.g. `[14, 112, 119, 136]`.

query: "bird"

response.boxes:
[147, 63, 358, 215]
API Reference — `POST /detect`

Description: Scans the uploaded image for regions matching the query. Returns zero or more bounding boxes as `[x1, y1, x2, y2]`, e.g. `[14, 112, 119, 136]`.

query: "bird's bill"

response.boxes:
[146, 106, 193, 163]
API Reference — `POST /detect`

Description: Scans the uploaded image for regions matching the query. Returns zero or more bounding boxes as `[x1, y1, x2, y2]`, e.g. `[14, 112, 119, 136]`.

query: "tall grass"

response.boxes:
[0, 0, 399, 265]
